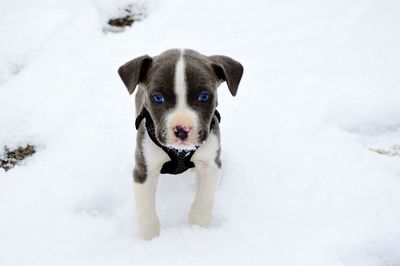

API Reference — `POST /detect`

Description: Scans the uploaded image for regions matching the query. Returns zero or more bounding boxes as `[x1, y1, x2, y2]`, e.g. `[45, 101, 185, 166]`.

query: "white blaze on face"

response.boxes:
[165, 50, 199, 150]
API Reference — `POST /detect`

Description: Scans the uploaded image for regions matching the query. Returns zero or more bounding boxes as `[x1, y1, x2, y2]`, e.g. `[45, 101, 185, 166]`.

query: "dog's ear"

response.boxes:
[209, 55, 244, 96]
[118, 55, 152, 94]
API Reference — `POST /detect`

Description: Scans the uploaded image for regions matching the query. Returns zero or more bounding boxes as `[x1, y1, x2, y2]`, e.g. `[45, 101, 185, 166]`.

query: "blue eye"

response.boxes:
[152, 93, 165, 104]
[198, 91, 210, 102]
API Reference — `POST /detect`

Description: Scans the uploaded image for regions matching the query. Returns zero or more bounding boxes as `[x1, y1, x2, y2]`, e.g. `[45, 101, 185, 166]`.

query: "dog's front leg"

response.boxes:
[133, 171, 160, 240]
[188, 163, 221, 227]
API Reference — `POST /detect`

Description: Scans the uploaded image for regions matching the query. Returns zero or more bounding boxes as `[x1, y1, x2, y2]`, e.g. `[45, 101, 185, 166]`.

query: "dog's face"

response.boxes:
[118, 49, 243, 150]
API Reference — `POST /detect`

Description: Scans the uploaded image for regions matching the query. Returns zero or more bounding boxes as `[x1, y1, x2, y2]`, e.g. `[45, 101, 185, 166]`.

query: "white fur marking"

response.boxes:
[164, 50, 200, 149]
[142, 132, 169, 172]
[189, 132, 221, 227]
[134, 133, 168, 240]
[134, 174, 160, 240]
[192, 132, 219, 165]
[175, 52, 187, 109]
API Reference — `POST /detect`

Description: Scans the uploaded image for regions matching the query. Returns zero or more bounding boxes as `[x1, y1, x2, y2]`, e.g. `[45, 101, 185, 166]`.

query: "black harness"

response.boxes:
[135, 108, 221, 175]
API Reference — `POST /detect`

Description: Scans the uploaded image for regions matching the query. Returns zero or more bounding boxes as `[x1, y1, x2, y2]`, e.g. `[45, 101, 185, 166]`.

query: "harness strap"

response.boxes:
[135, 108, 220, 175]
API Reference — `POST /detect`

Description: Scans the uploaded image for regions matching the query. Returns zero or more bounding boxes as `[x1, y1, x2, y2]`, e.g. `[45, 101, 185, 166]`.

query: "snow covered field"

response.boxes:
[1, 0, 400, 265]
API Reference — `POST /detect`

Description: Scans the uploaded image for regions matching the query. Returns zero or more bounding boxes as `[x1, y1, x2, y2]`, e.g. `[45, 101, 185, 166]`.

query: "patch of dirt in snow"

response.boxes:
[344, 124, 400, 158]
[0, 145, 36, 171]
[104, 3, 147, 33]
[370, 145, 400, 157]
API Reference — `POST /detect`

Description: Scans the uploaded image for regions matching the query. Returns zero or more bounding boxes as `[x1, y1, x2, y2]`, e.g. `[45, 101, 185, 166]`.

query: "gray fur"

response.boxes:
[141, 50, 180, 145]
[133, 125, 147, 183]
[211, 116, 222, 168]
[208, 55, 244, 96]
[118, 49, 243, 183]
[118, 55, 152, 95]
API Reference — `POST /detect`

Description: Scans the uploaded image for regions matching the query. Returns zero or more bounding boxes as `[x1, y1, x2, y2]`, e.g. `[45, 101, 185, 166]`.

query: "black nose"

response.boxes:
[174, 126, 189, 141]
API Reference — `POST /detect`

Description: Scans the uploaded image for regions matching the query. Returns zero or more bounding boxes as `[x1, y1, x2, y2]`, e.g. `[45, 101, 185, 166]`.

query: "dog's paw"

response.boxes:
[137, 216, 160, 240]
[188, 203, 212, 227]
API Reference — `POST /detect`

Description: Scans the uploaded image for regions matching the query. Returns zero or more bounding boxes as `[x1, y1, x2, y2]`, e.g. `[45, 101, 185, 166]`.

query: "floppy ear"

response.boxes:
[209, 55, 244, 96]
[118, 55, 152, 94]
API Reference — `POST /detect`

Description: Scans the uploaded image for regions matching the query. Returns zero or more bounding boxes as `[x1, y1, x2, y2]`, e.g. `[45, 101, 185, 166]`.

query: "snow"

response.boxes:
[1, 0, 400, 265]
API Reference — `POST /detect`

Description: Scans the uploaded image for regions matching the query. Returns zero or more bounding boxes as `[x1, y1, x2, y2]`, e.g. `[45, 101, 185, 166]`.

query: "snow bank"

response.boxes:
[1, 0, 400, 265]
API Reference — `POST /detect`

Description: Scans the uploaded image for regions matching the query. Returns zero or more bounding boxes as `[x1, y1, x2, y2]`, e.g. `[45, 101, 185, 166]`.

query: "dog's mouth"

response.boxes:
[165, 135, 198, 150]
[167, 142, 197, 151]
[156, 129, 199, 151]
[158, 139, 198, 151]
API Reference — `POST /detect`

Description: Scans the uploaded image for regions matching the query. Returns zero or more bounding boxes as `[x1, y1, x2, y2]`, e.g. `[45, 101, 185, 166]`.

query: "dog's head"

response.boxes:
[118, 49, 243, 150]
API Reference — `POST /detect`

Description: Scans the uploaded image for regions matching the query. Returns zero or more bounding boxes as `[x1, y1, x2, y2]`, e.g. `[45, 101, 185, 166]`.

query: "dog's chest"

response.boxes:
[142, 130, 220, 173]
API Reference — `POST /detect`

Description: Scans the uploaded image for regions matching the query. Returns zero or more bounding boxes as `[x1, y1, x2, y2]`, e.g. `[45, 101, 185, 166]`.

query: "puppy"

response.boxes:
[118, 49, 243, 239]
